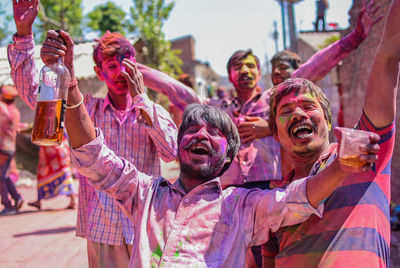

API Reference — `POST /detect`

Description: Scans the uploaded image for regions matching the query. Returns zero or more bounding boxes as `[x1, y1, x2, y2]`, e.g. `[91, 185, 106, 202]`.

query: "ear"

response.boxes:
[94, 66, 105, 81]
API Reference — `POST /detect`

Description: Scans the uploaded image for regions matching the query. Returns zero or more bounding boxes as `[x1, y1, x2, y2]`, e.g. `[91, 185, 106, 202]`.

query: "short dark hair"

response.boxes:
[270, 50, 302, 70]
[269, 78, 332, 135]
[178, 104, 240, 176]
[226, 49, 260, 75]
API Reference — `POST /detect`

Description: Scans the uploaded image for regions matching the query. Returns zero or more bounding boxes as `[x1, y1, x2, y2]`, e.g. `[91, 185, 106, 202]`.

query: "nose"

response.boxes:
[292, 107, 308, 120]
[240, 65, 250, 74]
[194, 126, 209, 140]
[273, 66, 280, 74]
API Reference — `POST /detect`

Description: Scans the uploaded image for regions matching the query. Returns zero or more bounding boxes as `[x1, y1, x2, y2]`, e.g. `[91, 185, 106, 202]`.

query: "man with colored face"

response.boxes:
[8, 0, 177, 266]
[261, 0, 400, 265]
[63, 95, 378, 266]
[139, 49, 281, 192]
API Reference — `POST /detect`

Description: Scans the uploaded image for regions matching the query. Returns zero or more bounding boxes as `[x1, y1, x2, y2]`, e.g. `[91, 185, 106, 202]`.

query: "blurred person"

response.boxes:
[315, 0, 329, 31]
[0, 85, 24, 215]
[208, 86, 228, 106]
[28, 135, 75, 210]
[9, 0, 177, 266]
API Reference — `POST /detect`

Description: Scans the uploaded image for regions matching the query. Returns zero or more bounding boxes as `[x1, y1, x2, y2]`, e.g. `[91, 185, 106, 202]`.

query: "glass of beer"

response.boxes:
[334, 127, 373, 172]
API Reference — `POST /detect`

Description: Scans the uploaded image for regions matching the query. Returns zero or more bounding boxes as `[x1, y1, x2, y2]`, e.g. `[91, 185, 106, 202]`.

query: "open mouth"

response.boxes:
[239, 76, 253, 83]
[189, 143, 211, 155]
[291, 123, 314, 139]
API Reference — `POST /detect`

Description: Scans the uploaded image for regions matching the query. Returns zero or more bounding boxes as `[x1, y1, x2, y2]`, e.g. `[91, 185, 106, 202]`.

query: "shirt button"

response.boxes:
[174, 225, 179, 230]
[164, 256, 169, 262]
[184, 198, 189, 203]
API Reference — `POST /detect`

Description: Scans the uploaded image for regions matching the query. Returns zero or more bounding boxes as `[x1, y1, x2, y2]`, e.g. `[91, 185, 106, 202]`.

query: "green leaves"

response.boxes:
[130, 0, 182, 77]
[87, 2, 131, 36]
[36, 0, 83, 41]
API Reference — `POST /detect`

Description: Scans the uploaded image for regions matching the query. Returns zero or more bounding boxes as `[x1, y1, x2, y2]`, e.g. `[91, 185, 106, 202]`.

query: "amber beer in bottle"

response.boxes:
[31, 57, 70, 146]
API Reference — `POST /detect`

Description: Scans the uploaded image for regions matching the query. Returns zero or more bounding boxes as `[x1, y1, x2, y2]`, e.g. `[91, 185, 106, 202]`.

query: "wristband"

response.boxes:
[66, 92, 84, 109]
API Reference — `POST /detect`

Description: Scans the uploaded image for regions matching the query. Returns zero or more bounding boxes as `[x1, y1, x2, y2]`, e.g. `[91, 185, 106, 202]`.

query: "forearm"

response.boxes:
[7, 34, 39, 109]
[70, 129, 144, 214]
[293, 29, 362, 83]
[306, 159, 349, 208]
[138, 63, 202, 111]
[364, 0, 400, 127]
[252, 178, 323, 242]
[65, 85, 96, 149]
[133, 94, 178, 162]
[148, 105, 178, 162]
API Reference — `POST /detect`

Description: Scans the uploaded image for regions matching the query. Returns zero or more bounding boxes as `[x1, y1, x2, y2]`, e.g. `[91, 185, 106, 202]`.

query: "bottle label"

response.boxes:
[60, 99, 66, 129]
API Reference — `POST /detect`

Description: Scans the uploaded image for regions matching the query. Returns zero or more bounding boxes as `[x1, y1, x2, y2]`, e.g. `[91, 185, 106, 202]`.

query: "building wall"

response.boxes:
[171, 35, 196, 79]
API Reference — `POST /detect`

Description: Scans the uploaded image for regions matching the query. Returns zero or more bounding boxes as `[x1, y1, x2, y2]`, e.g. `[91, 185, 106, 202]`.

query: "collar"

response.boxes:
[270, 143, 338, 189]
[309, 143, 338, 176]
[160, 177, 223, 195]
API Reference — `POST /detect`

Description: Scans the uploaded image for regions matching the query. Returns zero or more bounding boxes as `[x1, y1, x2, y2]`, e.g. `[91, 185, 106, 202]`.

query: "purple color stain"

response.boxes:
[117, 54, 126, 63]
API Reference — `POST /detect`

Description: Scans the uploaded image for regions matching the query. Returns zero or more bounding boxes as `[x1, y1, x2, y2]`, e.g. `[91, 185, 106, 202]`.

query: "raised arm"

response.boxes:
[138, 63, 203, 112]
[293, 0, 382, 83]
[8, 0, 40, 109]
[55, 30, 96, 148]
[363, 0, 400, 128]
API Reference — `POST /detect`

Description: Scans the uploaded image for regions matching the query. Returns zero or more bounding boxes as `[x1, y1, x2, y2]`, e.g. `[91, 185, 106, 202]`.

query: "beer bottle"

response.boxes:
[31, 54, 70, 146]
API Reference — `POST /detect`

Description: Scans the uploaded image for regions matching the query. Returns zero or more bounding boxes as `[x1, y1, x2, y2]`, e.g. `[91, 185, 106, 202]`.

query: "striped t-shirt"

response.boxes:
[263, 111, 394, 267]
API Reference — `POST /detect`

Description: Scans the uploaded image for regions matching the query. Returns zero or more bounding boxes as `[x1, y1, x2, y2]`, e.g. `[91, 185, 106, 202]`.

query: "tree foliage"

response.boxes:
[36, 0, 83, 41]
[130, 0, 182, 77]
[87, 2, 130, 36]
[0, 2, 13, 45]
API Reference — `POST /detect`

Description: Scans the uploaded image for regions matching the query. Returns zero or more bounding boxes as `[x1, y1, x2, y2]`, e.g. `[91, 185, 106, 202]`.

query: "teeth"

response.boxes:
[293, 124, 311, 133]
[191, 144, 210, 154]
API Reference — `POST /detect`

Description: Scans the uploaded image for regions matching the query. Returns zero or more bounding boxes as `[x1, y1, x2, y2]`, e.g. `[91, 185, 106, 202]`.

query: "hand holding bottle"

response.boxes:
[32, 32, 71, 146]
[40, 30, 76, 81]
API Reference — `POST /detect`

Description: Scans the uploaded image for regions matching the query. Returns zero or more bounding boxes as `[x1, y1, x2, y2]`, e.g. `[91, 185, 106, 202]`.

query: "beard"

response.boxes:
[179, 154, 226, 182]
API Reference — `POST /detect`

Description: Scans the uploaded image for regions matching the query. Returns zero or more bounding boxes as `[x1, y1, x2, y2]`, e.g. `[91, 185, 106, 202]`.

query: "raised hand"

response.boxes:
[13, 0, 39, 36]
[356, 0, 383, 39]
[121, 59, 145, 99]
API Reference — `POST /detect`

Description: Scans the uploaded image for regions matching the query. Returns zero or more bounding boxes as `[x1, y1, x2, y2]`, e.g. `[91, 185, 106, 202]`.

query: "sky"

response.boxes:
[84, 0, 353, 76]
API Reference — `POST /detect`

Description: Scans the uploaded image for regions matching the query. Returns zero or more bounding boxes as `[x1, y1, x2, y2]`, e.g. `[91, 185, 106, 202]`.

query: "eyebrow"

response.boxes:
[278, 98, 317, 110]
